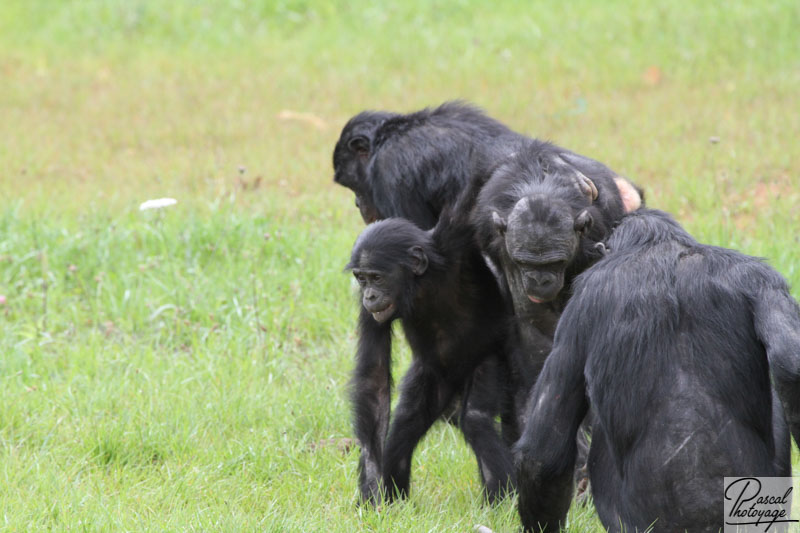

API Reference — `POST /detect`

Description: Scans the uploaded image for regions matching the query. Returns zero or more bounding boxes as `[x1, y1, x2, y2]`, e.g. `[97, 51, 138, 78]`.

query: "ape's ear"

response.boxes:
[614, 177, 643, 213]
[574, 171, 598, 202]
[574, 210, 593, 234]
[492, 211, 507, 235]
[408, 245, 428, 276]
[348, 135, 370, 157]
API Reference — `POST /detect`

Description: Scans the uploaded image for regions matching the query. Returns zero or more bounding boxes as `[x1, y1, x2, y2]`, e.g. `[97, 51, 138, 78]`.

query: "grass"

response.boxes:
[0, 0, 799, 530]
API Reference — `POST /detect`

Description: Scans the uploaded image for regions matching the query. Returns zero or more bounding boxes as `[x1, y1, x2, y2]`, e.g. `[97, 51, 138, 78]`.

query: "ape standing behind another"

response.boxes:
[333, 101, 522, 228]
[333, 101, 642, 231]
[515, 208, 800, 533]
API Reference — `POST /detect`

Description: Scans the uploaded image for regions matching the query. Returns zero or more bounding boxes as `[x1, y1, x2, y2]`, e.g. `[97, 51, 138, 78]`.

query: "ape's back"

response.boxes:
[369, 102, 523, 229]
[577, 239, 783, 531]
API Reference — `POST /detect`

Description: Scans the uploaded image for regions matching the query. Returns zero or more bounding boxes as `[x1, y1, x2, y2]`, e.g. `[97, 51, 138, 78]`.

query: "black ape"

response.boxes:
[346, 192, 515, 504]
[515, 208, 800, 532]
[473, 139, 642, 425]
[333, 101, 522, 228]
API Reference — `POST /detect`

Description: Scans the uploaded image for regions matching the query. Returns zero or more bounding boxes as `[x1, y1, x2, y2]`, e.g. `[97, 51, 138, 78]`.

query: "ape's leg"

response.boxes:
[460, 357, 516, 503]
[491, 353, 519, 447]
[574, 412, 594, 502]
[382, 360, 456, 501]
[771, 389, 791, 476]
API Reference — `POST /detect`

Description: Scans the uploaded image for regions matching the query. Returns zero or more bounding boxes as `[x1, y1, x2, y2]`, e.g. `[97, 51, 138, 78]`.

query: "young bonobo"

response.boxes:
[515, 208, 800, 532]
[346, 201, 515, 505]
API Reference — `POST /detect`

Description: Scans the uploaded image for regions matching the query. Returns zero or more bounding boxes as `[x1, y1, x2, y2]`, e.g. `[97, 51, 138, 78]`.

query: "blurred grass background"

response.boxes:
[0, 1, 798, 531]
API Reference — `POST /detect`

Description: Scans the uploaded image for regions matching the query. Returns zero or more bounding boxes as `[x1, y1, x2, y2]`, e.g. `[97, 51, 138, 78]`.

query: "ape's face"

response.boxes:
[495, 196, 592, 305]
[352, 265, 405, 323]
[347, 219, 431, 324]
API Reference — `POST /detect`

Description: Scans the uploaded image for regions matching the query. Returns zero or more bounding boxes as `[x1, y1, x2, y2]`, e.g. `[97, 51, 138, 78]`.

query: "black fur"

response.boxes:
[335, 102, 644, 503]
[346, 183, 516, 504]
[515, 208, 800, 532]
[472, 140, 639, 467]
[333, 101, 522, 228]
[333, 110, 398, 224]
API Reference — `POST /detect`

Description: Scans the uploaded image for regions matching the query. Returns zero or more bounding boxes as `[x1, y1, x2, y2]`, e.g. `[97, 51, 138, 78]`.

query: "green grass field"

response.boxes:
[1, 1, 799, 531]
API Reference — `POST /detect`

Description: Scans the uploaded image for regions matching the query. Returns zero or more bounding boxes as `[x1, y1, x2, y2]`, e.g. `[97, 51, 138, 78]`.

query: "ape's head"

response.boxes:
[606, 208, 696, 254]
[493, 195, 593, 304]
[333, 111, 394, 224]
[346, 219, 438, 323]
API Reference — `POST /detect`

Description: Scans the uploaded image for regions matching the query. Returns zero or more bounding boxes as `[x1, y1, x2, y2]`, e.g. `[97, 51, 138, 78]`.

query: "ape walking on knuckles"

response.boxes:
[346, 188, 515, 505]
[515, 209, 800, 533]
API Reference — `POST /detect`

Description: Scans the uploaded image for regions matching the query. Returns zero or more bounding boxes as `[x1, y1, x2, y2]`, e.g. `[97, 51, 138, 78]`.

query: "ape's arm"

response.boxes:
[351, 306, 393, 504]
[514, 306, 590, 532]
[754, 286, 800, 449]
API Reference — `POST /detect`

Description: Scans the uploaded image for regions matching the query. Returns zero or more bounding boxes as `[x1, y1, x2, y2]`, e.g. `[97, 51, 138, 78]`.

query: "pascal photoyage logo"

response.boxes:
[724, 477, 800, 532]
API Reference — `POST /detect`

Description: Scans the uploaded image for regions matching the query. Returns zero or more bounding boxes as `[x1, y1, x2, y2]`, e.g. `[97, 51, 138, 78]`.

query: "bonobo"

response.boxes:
[346, 189, 515, 505]
[515, 208, 800, 532]
[473, 140, 642, 443]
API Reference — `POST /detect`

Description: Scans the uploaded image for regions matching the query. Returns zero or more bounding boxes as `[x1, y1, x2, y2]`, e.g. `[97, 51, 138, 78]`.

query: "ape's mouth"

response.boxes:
[527, 294, 555, 305]
[360, 211, 380, 225]
[371, 303, 396, 323]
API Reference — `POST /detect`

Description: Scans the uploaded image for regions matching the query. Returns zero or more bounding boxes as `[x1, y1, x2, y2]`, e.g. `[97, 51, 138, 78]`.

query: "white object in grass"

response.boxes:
[139, 198, 177, 211]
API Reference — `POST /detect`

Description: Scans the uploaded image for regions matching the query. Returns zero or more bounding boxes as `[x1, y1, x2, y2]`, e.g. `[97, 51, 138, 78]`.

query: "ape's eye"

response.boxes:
[373, 275, 382, 283]
[355, 274, 366, 285]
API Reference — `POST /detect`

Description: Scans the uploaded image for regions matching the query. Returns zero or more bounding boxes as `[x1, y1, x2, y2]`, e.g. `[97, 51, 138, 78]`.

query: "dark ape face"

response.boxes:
[350, 246, 429, 323]
[333, 112, 393, 224]
[352, 264, 404, 323]
[347, 219, 431, 323]
[494, 196, 592, 304]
